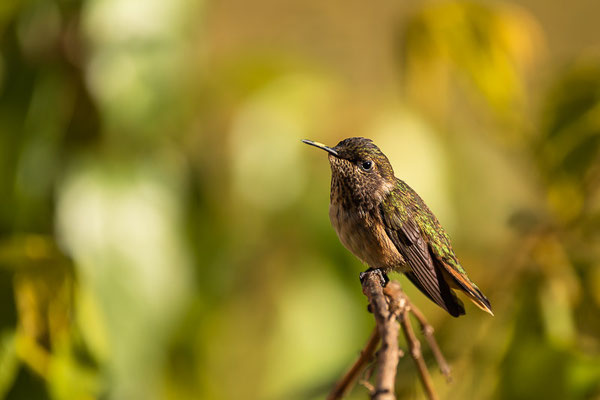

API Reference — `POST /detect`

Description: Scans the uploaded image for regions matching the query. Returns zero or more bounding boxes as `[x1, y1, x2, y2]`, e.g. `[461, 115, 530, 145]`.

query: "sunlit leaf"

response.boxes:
[401, 1, 544, 126]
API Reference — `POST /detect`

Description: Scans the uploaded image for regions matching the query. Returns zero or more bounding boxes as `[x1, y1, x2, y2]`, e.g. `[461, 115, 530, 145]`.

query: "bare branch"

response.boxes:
[327, 270, 451, 400]
[360, 270, 399, 400]
[410, 303, 452, 381]
[327, 328, 380, 400]
[399, 303, 439, 400]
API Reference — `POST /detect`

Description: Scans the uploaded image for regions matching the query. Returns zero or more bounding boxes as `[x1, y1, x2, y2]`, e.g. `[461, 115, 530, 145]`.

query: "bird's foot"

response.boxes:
[359, 268, 389, 287]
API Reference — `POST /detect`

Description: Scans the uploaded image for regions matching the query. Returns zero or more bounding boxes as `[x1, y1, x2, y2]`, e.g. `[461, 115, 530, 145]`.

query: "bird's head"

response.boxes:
[302, 137, 396, 200]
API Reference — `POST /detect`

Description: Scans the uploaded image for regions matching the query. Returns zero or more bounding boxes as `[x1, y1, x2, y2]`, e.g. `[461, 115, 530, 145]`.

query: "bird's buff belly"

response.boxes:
[329, 203, 406, 271]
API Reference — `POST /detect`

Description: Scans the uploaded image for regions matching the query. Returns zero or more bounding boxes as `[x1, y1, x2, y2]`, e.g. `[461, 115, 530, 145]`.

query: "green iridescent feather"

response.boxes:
[384, 179, 472, 279]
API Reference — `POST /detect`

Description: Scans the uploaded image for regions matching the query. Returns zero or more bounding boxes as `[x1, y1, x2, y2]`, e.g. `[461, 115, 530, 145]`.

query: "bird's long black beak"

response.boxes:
[301, 139, 339, 157]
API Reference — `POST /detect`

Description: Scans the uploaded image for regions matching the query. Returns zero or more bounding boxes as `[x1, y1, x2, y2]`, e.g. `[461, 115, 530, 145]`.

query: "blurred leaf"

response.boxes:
[540, 60, 600, 180]
[0, 235, 62, 267]
[567, 354, 600, 399]
[546, 178, 584, 224]
[0, 0, 22, 30]
[229, 73, 336, 212]
[539, 278, 576, 347]
[543, 63, 600, 140]
[401, 0, 543, 126]
[0, 330, 18, 398]
[56, 156, 193, 399]
[47, 344, 99, 400]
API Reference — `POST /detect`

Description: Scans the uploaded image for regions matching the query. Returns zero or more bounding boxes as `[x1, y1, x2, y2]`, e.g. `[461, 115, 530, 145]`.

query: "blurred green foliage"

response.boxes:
[0, 0, 599, 399]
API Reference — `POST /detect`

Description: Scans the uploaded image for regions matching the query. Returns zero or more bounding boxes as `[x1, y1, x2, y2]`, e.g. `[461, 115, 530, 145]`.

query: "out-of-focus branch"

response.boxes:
[326, 328, 380, 400]
[327, 269, 451, 400]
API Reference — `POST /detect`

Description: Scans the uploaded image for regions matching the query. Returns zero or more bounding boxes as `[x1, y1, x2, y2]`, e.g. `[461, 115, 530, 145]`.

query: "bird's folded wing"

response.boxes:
[379, 200, 464, 317]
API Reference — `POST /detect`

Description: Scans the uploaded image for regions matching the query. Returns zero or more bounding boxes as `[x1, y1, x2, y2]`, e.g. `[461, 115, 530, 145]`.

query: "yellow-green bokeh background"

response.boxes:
[0, 0, 599, 399]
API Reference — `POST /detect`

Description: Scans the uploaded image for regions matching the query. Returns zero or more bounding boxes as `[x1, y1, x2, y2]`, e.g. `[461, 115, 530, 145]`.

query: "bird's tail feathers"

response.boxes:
[442, 265, 494, 316]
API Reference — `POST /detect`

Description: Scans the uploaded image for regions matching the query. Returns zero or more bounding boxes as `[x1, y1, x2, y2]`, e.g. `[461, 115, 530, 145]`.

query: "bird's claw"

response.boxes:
[359, 268, 389, 287]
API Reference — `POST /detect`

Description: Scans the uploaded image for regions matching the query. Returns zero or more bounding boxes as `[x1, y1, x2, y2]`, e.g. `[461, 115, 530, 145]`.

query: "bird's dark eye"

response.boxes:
[360, 160, 373, 171]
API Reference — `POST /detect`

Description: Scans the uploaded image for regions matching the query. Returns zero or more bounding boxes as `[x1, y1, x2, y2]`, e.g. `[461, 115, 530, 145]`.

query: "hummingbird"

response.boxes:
[302, 137, 492, 317]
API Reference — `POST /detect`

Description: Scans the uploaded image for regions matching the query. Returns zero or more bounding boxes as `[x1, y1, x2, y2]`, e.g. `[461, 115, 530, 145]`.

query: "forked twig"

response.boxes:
[327, 270, 451, 400]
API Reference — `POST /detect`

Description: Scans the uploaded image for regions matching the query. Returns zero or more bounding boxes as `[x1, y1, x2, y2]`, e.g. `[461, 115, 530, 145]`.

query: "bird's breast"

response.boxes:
[329, 200, 405, 271]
